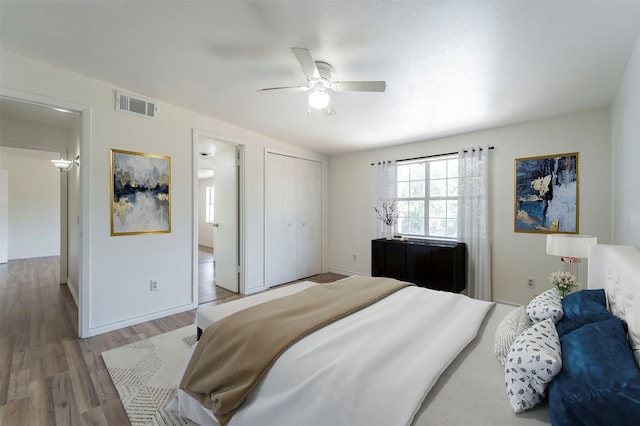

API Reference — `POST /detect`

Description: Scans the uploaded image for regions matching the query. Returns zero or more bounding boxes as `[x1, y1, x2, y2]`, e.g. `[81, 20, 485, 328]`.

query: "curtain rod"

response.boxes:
[370, 146, 494, 165]
[396, 146, 495, 163]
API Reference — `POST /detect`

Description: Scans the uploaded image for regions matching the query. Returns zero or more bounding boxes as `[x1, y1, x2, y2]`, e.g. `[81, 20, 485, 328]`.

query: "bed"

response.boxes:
[169, 244, 640, 425]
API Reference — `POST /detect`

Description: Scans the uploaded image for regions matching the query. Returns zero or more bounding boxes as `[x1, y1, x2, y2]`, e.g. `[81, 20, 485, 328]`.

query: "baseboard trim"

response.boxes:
[87, 303, 194, 337]
[327, 268, 367, 277]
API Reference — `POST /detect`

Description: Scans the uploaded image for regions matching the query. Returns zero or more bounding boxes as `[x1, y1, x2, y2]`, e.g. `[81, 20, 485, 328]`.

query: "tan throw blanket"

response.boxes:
[179, 276, 412, 425]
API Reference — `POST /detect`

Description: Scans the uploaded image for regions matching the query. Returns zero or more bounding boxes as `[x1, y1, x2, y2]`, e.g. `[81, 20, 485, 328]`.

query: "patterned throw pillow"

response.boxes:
[527, 288, 563, 324]
[505, 318, 562, 413]
[494, 306, 532, 366]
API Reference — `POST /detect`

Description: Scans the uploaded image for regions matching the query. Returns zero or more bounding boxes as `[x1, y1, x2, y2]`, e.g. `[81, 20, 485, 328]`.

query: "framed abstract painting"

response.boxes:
[110, 149, 171, 236]
[514, 152, 579, 234]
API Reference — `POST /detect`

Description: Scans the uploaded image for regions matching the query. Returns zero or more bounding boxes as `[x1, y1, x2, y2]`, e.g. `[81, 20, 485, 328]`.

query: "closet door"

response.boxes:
[296, 158, 322, 278]
[281, 156, 298, 282]
[265, 153, 297, 287]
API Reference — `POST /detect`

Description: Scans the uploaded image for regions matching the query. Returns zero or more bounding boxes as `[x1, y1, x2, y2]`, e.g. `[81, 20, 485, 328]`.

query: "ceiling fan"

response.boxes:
[258, 47, 386, 114]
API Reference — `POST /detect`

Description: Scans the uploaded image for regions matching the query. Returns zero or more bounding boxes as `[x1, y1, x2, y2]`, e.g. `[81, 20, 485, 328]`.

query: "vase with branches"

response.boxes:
[374, 199, 399, 239]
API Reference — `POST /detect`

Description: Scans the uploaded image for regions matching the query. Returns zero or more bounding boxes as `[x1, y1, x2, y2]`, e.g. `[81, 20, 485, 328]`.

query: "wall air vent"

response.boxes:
[115, 91, 158, 118]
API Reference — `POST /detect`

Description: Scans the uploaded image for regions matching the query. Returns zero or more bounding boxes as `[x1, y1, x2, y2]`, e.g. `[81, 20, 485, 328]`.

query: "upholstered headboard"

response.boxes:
[588, 244, 632, 289]
[588, 244, 640, 365]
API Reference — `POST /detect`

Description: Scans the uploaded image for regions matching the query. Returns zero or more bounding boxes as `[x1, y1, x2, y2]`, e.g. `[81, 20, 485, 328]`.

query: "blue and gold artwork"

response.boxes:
[110, 149, 171, 236]
[514, 153, 579, 233]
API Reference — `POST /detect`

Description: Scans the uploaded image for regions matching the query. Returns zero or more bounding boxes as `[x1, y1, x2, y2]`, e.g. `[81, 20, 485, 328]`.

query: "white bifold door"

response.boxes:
[265, 153, 321, 288]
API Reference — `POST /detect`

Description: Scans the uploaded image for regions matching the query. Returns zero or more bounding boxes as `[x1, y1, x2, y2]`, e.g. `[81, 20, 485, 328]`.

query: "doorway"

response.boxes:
[0, 92, 88, 336]
[193, 131, 243, 304]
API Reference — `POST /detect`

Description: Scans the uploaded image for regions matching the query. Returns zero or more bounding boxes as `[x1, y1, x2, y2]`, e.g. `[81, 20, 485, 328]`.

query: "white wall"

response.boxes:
[612, 33, 640, 248]
[329, 109, 612, 305]
[198, 177, 214, 247]
[0, 170, 7, 263]
[0, 146, 61, 259]
[1, 50, 328, 336]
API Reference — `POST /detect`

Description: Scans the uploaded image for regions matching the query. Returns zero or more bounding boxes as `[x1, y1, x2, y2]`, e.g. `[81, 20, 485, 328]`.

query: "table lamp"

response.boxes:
[546, 234, 597, 278]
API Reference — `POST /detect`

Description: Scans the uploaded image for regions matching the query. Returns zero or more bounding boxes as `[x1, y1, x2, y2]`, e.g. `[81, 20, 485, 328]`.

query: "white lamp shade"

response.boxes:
[51, 158, 73, 171]
[308, 90, 330, 109]
[546, 234, 598, 259]
[51, 155, 79, 172]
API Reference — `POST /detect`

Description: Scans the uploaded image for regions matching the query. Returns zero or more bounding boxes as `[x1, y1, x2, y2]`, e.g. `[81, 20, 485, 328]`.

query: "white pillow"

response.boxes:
[504, 318, 562, 413]
[494, 306, 532, 366]
[526, 288, 563, 324]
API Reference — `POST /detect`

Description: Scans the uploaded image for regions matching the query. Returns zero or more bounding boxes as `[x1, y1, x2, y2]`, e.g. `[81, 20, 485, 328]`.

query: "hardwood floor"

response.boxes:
[197, 245, 235, 304]
[0, 256, 345, 425]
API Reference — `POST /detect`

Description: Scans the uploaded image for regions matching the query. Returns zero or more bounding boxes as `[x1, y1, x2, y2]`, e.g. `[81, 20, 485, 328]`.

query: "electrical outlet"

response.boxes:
[150, 280, 159, 291]
[527, 277, 535, 288]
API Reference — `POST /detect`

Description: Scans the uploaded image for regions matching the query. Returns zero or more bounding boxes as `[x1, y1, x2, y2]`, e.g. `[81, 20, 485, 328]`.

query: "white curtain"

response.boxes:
[374, 160, 397, 238]
[458, 146, 491, 301]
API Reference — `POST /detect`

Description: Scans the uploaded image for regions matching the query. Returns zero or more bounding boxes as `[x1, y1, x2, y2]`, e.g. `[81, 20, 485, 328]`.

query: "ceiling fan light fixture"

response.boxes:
[259, 48, 386, 115]
[308, 89, 330, 110]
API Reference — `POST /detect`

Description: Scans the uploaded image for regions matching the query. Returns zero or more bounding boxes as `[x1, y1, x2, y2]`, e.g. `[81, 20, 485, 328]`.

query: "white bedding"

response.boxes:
[169, 243, 640, 425]
[413, 302, 550, 425]
[174, 279, 494, 425]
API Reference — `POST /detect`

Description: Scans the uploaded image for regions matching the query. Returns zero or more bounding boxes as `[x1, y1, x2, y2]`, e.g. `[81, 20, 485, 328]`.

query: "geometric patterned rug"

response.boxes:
[101, 326, 199, 425]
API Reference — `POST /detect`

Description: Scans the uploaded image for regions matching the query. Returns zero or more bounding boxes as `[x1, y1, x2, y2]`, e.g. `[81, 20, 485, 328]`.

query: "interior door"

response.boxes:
[265, 153, 297, 287]
[296, 158, 322, 278]
[212, 142, 238, 292]
[264, 153, 283, 287]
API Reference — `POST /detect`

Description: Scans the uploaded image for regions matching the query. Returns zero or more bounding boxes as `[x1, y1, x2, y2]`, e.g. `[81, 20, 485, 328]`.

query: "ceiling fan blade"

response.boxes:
[257, 85, 309, 93]
[332, 81, 386, 92]
[291, 47, 320, 79]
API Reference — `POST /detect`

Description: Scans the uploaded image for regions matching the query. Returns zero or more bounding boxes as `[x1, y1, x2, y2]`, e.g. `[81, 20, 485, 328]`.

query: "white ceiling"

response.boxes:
[2, 1, 640, 156]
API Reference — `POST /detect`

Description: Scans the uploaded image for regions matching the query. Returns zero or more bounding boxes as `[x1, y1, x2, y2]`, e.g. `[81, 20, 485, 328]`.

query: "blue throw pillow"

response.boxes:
[549, 317, 640, 425]
[556, 289, 613, 337]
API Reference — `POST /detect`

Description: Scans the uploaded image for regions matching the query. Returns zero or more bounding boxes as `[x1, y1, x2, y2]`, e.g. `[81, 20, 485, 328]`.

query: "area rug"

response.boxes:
[101, 326, 198, 425]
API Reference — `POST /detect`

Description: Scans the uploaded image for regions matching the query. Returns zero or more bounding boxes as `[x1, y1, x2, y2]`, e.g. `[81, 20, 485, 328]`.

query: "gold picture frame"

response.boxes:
[110, 149, 171, 236]
[514, 152, 579, 234]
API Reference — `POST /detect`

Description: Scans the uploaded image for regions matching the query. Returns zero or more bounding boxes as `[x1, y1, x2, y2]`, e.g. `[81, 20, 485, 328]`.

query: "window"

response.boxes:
[205, 185, 215, 223]
[396, 156, 458, 239]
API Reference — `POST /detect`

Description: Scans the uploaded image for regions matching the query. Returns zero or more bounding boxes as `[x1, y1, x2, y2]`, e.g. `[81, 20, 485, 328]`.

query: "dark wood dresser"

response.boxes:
[371, 238, 466, 292]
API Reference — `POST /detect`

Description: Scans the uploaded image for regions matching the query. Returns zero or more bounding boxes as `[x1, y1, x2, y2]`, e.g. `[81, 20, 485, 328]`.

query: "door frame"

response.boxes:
[191, 129, 245, 305]
[0, 88, 91, 337]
